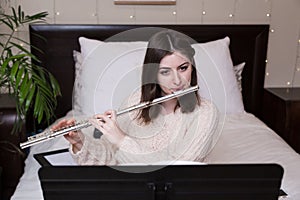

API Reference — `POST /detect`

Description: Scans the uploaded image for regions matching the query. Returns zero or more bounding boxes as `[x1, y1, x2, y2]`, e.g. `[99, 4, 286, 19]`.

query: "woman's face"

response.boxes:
[157, 52, 193, 96]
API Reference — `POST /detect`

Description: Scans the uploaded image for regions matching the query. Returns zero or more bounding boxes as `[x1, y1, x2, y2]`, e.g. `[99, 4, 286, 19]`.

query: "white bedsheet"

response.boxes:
[11, 112, 300, 200]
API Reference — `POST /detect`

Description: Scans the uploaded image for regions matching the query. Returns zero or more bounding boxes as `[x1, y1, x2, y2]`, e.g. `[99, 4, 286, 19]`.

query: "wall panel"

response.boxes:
[264, 0, 300, 87]
[202, 0, 235, 24]
[135, 5, 176, 24]
[98, 0, 135, 24]
[176, 0, 202, 24]
[54, 0, 97, 24]
[234, 0, 271, 24]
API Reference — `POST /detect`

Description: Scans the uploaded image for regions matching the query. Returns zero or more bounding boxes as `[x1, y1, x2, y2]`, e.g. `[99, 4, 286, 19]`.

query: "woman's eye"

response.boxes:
[179, 65, 189, 71]
[159, 70, 170, 75]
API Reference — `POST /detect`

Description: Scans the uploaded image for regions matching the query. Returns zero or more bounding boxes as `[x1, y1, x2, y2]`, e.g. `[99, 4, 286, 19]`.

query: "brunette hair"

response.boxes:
[138, 29, 200, 124]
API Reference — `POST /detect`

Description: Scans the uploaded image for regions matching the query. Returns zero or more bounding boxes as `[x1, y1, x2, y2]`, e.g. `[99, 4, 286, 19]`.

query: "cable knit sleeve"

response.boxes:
[69, 96, 220, 165]
[70, 134, 117, 165]
[115, 99, 220, 164]
[171, 99, 220, 162]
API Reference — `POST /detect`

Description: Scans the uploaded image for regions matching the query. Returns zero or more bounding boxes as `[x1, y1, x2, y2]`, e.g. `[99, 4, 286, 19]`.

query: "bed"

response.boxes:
[11, 24, 300, 199]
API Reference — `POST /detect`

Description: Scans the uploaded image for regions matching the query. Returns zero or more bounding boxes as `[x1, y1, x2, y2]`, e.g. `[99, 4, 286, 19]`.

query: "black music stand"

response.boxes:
[37, 161, 284, 200]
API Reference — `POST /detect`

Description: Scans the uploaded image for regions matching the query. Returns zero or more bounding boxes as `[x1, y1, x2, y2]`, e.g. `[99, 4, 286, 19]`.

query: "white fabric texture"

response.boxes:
[192, 37, 244, 114]
[11, 112, 300, 200]
[72, 50, 83, 114]
[78, 37, 147, 117]
[204, 113, 300, 199]
[70, 97, 220, 165]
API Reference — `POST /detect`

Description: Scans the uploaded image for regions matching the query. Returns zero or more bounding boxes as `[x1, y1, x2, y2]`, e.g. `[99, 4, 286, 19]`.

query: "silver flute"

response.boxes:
[20, 85, 199, 149]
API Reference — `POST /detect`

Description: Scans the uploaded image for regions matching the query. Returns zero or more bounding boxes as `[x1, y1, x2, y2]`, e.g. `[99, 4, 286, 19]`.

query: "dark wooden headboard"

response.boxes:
[29, 24, 269, 127]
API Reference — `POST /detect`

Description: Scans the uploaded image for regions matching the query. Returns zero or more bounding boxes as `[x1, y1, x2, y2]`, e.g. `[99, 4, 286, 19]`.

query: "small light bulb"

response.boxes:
[202, 11, 206, 15]
[266, 72, 269, 76]
[270, 29, 275, 33]
[20, 43, 24, 47]
[56, 12, 60, 16]
[265, 59, 268, 63]
[92, 13, 97, 17]
[266, 13, 271, 17]
[172, 11, 176, 15]
[297, 68, 300, 72]
[129, 15, 134, 19]
[287, 81, 291, 85]
[229, 14, 234, 18]
[14, 28, 18, 32]
[298, 39, 300, 43]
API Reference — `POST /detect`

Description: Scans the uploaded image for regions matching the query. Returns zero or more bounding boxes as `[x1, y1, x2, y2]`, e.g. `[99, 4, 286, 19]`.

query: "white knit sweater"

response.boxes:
[70, 96, 220, 165]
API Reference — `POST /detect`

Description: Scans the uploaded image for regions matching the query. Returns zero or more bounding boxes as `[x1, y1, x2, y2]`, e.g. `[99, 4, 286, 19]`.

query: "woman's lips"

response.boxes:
[170, 87, 184, 92]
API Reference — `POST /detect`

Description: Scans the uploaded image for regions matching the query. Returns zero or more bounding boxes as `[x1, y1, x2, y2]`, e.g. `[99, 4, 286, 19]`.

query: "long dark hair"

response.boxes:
[138, 29, 200, 124]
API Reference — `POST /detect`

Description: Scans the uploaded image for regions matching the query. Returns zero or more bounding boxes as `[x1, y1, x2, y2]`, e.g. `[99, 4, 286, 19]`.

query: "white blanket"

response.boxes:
[11, 112, 300, 200]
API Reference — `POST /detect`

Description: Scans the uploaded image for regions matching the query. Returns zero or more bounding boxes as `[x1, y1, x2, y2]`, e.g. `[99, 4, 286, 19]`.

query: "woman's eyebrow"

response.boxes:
[159, 67, 171, 70]
[178, 61, 189, 67]
[159, 61, 190, 70]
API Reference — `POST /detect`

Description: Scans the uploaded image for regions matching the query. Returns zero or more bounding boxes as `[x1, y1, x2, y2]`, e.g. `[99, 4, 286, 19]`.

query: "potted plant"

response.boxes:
[0, 6, 61, 133]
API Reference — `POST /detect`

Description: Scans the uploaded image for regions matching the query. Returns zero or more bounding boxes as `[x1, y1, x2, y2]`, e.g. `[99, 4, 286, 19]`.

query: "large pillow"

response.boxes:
[74, 36, 244, 117]
[192, 37, 244, 114]
[76, 37, 147, 116]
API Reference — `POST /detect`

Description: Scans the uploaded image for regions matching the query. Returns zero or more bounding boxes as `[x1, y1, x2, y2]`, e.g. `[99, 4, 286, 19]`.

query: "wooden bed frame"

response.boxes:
[29, 24, 269, 127]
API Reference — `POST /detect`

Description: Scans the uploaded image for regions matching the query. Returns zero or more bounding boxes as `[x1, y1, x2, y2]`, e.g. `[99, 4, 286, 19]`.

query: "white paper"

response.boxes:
[44, 152, 78, 166]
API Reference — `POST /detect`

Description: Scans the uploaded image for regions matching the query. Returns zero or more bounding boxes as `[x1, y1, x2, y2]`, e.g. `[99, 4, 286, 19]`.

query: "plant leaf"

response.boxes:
[10, 60, 21, 82]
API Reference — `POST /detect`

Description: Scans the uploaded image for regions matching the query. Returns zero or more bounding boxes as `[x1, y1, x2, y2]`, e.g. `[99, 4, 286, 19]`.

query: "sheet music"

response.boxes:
[44, 152, 77, 166]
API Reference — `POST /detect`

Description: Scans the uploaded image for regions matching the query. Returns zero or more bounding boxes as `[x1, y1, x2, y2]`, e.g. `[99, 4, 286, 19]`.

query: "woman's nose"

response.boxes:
[173, 72, 182, 85]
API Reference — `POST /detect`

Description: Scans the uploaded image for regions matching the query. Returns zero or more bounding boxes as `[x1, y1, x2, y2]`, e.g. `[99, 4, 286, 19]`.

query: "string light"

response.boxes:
[56, 12, 60, 16]
[202, 11, 206, 15]
[129, 15, 134, 19]
[172, 11, 176, 15]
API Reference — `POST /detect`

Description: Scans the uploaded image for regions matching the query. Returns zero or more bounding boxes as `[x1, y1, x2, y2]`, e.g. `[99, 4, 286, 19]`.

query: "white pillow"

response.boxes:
[75, 36, 244, 116]
[77, 37, 147, 116]
[192, 37, 244, 114]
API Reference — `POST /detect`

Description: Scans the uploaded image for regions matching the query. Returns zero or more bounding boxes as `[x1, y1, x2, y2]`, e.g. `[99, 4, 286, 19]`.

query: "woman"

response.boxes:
[52, 29, 220, 165]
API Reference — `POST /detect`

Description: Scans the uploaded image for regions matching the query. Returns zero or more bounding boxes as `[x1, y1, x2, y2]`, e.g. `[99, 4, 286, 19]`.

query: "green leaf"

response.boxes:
[49, 73, 62, 96]
[18, 75, 29, 105]
[10, 60, 21, 81]
[15, 64, 25, 87]
[0, 17, 14, 30]
[25, 84, 35, 112]
[10, 42, 36, 58]
[11, 7, 19, 27]
[1, 54, 26, 74]
[18, 5, 22, 22]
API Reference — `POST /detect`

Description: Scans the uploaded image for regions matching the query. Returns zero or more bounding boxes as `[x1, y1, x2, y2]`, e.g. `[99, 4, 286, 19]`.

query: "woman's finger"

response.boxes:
[89, 118, 104, 130]
[64, 131, 82, 144]
[108, 110, 117, 120]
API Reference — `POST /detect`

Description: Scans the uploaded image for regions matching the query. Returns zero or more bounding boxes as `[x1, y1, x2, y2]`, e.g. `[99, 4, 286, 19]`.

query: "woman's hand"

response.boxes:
[89, 110, 125, 147]
[51, 119, 84, 153]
